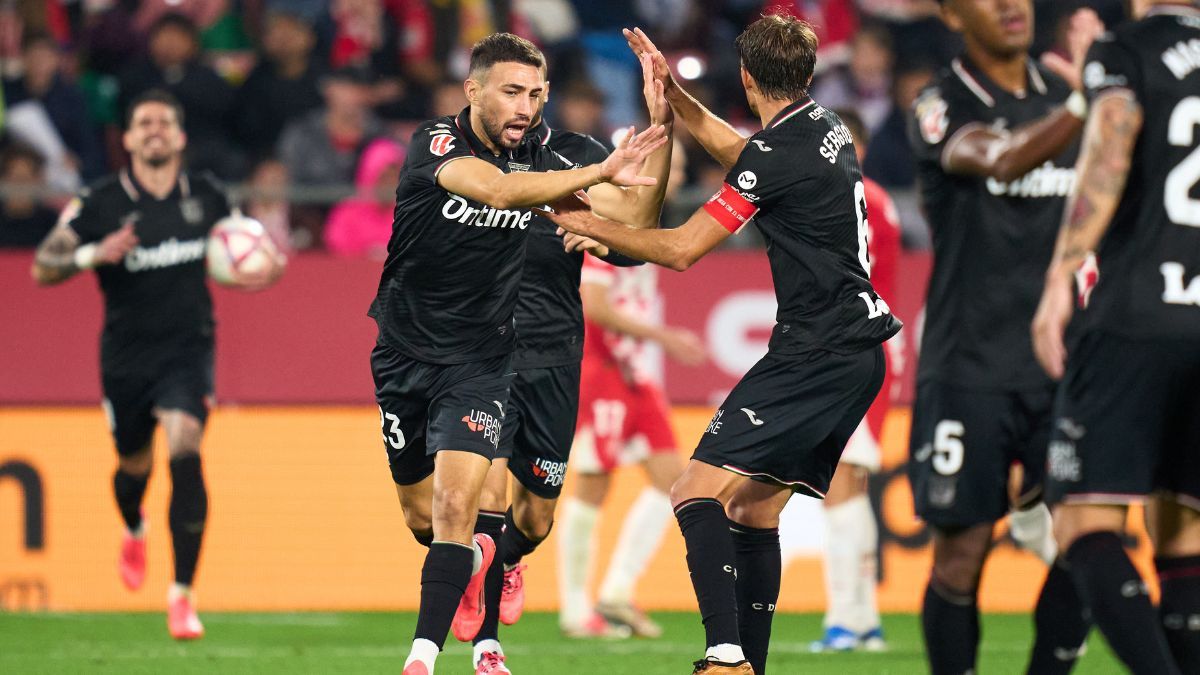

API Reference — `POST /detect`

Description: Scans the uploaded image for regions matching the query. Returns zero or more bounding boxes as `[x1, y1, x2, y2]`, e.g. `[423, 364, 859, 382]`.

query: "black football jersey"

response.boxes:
[370, 108, 575, 364]
[704, 98, 901, 355]
[511, 123, 609, 370]
[64, 170, 230, 373]
[910, 57, 1078, 390]
[1078, 5, 1200, 339]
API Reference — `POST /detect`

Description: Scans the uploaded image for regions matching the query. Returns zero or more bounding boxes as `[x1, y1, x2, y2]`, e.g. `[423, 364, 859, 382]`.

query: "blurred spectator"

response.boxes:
[234, 10, 325, 160]
[243, 157, 296, 252]
[862, 60, 933, 189]
[570, 0, 642, 129]
[133, 0, 230, 36]
[323, 137, 403, 257]
[277, 66, 382, 188]
[550, 80, 609, 147]
[0, 143, 57, 248]
[430, 78, 467, 118]
[118, 13, 244, 179]
[4, 31, 105, 180]
[812, 23, 895, 133]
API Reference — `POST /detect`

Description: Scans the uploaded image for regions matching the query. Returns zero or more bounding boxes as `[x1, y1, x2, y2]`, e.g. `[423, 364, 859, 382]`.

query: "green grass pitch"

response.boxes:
[0, 611, 1124, 673]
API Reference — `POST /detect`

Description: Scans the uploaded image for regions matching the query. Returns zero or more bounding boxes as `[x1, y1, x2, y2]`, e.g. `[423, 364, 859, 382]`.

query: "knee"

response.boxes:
[119, 450, 153, 476]
[433, 487, 477, 529]
[478, 484, 507, 514]
[932, 548, 985, 595]
[725, 497, 778, 529]
[400, 499, 433, 536]
[513, 499, 556, 542]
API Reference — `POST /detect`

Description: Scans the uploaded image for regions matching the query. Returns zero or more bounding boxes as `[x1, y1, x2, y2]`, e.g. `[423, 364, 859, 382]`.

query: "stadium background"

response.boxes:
[0, 0, 1149, 657]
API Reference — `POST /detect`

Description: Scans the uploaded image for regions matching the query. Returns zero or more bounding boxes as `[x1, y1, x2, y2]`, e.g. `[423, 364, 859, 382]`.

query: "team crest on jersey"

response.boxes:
[737, 171, 757, 190]
[430, 134, 456, 157]
[179, 198, 203, 224]
[916, 92, 949, 145]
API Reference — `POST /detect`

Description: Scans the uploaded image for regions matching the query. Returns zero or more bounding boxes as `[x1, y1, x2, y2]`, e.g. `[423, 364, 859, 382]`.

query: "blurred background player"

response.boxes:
[557, 201, 706, 638]
[907, 1, 1099, 673]
[1032, 1, 1200, 672]
[463, 52, 674, 675]
[810, 108, 902, 653]
[29, 88, 284, 640]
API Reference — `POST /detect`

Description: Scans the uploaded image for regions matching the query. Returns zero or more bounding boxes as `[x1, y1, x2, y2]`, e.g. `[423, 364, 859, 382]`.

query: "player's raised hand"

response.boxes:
[95, 223, 139, 265]
[1031, 272, 1075, 380]
[598, 125, 668, 187]
[640, 54, 672, 125]
[561, 230, 610, 257]
[1040, 8, 1105, 91]
[623, 28, 674, 93]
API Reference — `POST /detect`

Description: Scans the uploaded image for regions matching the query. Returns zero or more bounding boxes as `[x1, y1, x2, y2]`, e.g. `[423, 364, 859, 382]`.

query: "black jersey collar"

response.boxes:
[454, 106, 528, 160]
[528, 119, 554, 146]
[119, 168, 191, 202]
[766, 97, 818, 129]
[951, 55, 1048, 108]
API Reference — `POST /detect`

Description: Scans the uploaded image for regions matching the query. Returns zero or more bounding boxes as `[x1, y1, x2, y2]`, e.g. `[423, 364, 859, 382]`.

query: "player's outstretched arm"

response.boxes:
[437, 125, 667, 210]
[942, 103, 1086, 182]
[624, 27, 746, 169]
[588, 54, 675, 229]
[31, 221, 138, 286]
[541, 193, 729, 272]
[1032, 90, 1142, 379]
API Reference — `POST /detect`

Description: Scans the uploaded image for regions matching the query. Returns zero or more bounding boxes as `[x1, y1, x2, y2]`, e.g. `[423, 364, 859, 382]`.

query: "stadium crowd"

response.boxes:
[0, 0, 1120, 253]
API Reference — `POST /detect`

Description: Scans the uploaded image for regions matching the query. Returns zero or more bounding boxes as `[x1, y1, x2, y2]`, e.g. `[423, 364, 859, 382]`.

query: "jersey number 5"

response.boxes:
[1166, 97, 1200, 228]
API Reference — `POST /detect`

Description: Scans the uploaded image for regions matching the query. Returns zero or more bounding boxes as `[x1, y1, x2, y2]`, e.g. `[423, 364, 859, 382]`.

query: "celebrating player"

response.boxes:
[810, 109, 901, 653]
[463, 56, 674, 675]
[557, 237, 705, 639]
[905, 1, 1101, 672]
[541, 18, 902, 674]
[365, 33, 666, 675]
[30, 89, 284, 640]
[1032, 1, 1200, 672]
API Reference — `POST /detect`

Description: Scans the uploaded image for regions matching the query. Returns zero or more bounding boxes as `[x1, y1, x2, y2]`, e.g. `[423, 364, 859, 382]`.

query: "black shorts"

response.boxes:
[496, 363, 581, 499]
[101, 345, 214, 457]
[371, 342, 514, 486]
[1046, 331, 1200, 508]
[693, 346, 885, 499]
[908, 381, 1054, 528]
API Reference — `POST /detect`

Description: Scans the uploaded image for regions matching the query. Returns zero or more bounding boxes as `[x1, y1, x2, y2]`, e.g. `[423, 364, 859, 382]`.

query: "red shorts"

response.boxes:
[574, 359, 677, 474]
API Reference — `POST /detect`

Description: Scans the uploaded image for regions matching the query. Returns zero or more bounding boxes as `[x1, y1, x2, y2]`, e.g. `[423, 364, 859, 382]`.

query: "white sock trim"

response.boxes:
[405, 638, 440, 671]
[706, 643, 746, 663]
[473, 639, 503, 664]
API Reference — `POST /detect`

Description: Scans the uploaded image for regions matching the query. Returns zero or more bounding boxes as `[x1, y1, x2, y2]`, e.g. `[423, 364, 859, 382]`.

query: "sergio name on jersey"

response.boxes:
[370, 107, 574, 364]
[702, 98, 901, 354]
[911, 57, 1078, 390]
[1076, 5, 1200, 337]
[63, 170, 231, 373]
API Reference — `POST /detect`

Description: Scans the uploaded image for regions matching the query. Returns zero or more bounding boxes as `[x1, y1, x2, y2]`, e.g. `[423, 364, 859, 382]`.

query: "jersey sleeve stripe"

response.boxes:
[433, 155, 471, 177]
[703, 183, 758, 233]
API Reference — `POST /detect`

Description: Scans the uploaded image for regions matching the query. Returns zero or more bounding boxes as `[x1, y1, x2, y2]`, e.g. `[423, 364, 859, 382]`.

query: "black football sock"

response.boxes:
[922, 575, 979, 675]
[730, 522, 780, 675]
[412, 530, 434, 548]
[675, 498, 741, 650]
[500, 506, 543, 567]
[168, 454, 208, 586]
[414, 541, 474, 649]
[1157, 554, 1200, 673]
[473, 510, 506, 645]
[1027, 556, 1092, 675]
[113, 468, 149, 533]
[1066, 531, 1179, 674]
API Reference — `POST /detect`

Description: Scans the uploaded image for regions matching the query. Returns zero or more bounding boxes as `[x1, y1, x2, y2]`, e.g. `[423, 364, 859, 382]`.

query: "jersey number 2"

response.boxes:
[1166, 97, 1200, 228]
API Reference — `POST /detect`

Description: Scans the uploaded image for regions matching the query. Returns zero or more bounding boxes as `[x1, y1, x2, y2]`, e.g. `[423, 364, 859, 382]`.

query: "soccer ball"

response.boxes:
[206, 213, 278, 285]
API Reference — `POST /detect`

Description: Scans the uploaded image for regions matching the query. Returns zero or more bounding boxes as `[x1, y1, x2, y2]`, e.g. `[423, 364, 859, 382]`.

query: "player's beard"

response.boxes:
[479, 106, 528, 150]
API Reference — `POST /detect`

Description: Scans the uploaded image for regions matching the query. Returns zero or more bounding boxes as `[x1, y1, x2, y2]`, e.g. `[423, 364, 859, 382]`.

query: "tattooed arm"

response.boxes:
[31, 222, 138, 286]
[1031, 90, 1144, 379]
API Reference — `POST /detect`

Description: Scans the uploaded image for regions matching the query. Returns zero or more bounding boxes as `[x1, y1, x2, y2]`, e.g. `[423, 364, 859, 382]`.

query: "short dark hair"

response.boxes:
[468, 33, 545, 80]
[125, 88, 186, 129]
[735, 15, 819, 101]
[833, 108, 868, 146]
[21, 29, 56, 53]
[0, 142, 46, 176]
[149, 12, 200, 41]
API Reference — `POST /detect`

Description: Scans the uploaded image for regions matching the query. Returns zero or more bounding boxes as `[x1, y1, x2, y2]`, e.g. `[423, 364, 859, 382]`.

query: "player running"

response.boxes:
[463, 56, 674, 675]
[810, 109, 902, 653]
[541, 17, 902, 674]
[30, 89, 284, 640]
[557, 244, 705, 639]
[905, 1, 1103, 672]
[1032, 2, 1200, 673]
[366, 33, 666, 675]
